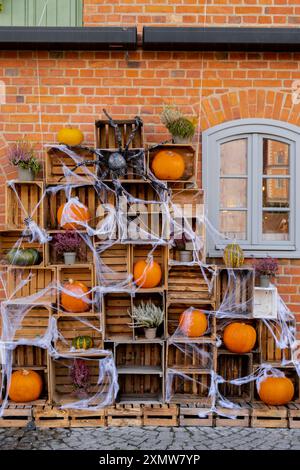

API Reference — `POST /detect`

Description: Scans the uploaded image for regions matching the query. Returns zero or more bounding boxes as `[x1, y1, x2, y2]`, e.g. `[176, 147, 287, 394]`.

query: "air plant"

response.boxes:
[160, 105, 196, 141]
[70, 359, 90, 396]
[252, 257, 279, 277]
[129, 301, 164, 328]
[52, 231, 83, 257]
[8, 139, 41, 174]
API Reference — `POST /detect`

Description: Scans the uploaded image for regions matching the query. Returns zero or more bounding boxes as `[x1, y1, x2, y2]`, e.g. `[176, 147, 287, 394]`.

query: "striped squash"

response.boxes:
[72, 336, 94, 350]
[223, 243, 244, 268]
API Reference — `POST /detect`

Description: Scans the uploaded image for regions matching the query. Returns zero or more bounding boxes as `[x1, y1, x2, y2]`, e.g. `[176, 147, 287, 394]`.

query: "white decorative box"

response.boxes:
[253, 286, 278, 319]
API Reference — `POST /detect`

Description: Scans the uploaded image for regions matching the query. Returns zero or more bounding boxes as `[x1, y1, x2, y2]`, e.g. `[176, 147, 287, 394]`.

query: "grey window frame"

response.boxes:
[202, 118, 300, 258]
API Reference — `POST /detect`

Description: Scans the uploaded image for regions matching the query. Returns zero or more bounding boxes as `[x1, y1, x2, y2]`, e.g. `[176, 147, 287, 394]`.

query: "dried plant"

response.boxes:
[52, 231, 83, 256]
[129, 301, 164, 328]
[252, 257, 279, 277]
[160, 105, 196, 139]
[8, 139, 41, 174]
[70, 359, 90, 393]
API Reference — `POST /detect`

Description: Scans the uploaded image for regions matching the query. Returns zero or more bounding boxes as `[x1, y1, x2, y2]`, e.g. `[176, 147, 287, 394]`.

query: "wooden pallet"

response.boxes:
[46, 147, 96, 184]
[179, 403, 214, 427]
[107, 404, 143, 426]
[69, 408, 106, 427]
[34, 405, 69, 428]
[215, 402, 251, 427]
[6, 181, 45, 230]
[144, 404, 178, 426]
[251, 402, 288, 428]
[148, 144, 197, 185]
[0, 404, 33, 427]
[287, 403, 300, 429]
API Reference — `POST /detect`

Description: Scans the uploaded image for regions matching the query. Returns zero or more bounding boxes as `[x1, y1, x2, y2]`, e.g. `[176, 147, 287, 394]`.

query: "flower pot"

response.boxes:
[63, 252, 76, 265]
[18, 167, 34, 181]
[144, 327, 157, 340]
[179, 250, 193, 263]
[172, 135, 192, 144]
[260, 275, 270, 288]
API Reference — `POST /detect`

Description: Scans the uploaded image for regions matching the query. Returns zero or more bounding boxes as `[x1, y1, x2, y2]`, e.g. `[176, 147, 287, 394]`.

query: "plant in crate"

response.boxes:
[160, 105, 196, 144]
[252, 257, 279, 287]
[129, 300, 164, 339]
[52, 231, 83, 265]
[70, 359, 90, 399]
[8, 139, 41, 181]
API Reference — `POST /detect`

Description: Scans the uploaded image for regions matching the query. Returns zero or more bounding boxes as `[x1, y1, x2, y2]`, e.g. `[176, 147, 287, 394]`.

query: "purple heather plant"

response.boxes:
[252, 257, 279, 277]
[8, 140, 41, 174]
[52, 231, 83, 257]
[70, 359, 90, 393]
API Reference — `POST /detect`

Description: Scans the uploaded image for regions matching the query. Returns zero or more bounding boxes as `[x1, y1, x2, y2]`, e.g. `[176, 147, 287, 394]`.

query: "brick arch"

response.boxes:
[200, 90, 300, 131]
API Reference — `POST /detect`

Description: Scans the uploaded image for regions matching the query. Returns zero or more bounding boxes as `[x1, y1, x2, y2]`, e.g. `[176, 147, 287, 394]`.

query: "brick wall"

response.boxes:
[0, 2, 300, 326]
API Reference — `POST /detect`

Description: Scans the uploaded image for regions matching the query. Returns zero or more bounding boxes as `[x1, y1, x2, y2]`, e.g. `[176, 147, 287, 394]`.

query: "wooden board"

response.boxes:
[143, 404, 178, 426]
[0, 404, 32, 427]
[46, 147, 96, 184]
[34, 405, 69, 428]
[107, 404, 143, 426]
[69, 408, 106, 427]
[6, 181, 45, 229]
[251, 402, 288, 428]
[215, 402, 251, 427]
[179, 403, 214, 427]
[148, 144, 197, 184]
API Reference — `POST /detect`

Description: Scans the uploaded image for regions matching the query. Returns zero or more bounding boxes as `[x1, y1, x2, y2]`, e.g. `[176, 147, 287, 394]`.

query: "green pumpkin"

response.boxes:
[223, 243, 244, 268]
[6, 248, 40, 266]
[72, 336, 94, 350]
[26, 248, 40, 265]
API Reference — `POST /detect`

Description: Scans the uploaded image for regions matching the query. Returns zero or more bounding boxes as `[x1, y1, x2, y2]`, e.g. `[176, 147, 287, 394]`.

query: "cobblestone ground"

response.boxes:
[1, 426, 300, 450]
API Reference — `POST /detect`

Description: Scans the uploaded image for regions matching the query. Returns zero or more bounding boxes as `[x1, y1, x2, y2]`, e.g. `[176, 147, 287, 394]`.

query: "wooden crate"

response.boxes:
[167, 265, 217, 305]
[103, 293, 133, 341]
[7, 267, 56, 305]
[34, 405, 69, 428]
[215, 402, 251, 427]
[95, 118, 144, 150]
[131, 244, 168, 290]
[166, 370, 212, 404]
[166, 303, 215, 339]
[132, 291, 165, 340]
[117, 374, 163, 404]
[94, 243, 130, 286]
[69, 408, 106, 427]
[179, 403, 214, 427]
[57, 265, 95, 314]
[0, 230, 44, 267]
[167, 340, 217, 372]
[49, 356, 111, 406]
[148, 144, 197, 184]
[45, 184, 100, 230]
[0, 404, 32, 427]
[251, 403, 288, 428]
[259, 320, 292, 364]
[46, 231, 93, 265]
[217, 351, 253, 401]
[287, 403, 300, 429]
[54, 314, 103, 355]
[107, 404, 143, 426]
[217, 267, 254, 316]
[144, 404, 178, 426]
[6, 181, 45, 230]
[46, 147, 96, 184]
[1, 305, 51, 342]
[12, 346, 48, 368]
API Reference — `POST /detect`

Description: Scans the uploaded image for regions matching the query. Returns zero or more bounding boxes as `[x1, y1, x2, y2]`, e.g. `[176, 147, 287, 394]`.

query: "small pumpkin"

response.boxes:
[133, 259, 162, 288]
[6, 248, 40, 266]
[179, 309, 208, 337]
[61, 278, 91, 313]
[258, 376, 294, 405]
[223, 322, 256, 353]
[57, 200, 90, 230]
[9, 369, 43, 403]
[57, 127, 84, 146]
[151, 149, 185, 180]
[72, 335, 94, 350]
[223, 243, 244, 268]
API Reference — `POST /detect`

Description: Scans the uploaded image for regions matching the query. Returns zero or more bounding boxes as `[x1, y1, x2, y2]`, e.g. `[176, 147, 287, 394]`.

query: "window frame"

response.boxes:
[202, 119, 300, 258]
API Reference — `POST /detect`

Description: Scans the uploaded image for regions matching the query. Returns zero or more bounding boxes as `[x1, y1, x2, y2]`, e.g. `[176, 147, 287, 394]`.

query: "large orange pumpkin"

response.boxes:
[223, 322, 256, 353]
[57, 127, 84, 146]
[258, 376, 294, 405]
[61, 278, 91, 313]
[133, 260, 162, 288]
[57, 200, 90, 230]
[9, 369, 43, 403]
[151, 150, 185, 180]
[179, 309, 208, 337]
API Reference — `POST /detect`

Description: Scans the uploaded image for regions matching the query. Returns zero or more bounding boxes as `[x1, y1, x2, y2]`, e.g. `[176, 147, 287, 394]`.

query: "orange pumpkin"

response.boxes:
[179, 309, 208, 337]
[57, 200, 90, 230]
[133, 260, 162, 288]
[57, 127, 84, 146]
[61, 278, 91, 313]
[223, 322, 256, 353]
[151, 150, 185, 180]
[258, 376, 294, 405]
[9, 369, 43, 403]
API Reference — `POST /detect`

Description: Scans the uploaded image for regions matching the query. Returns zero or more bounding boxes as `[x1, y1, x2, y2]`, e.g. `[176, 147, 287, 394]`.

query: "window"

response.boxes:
[202, 119, 300, 257]
[0, 0, 83, 27]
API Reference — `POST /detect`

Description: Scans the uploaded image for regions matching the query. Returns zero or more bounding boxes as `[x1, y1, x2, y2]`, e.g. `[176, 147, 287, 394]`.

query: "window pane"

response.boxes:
[262, 178, 289, 208]
[263, 139, 289, 176]
[220, 178, 247, 208]
[219, 211, 247, 240]
[220, 139, 247, 176]
[262, 211, 289, 241]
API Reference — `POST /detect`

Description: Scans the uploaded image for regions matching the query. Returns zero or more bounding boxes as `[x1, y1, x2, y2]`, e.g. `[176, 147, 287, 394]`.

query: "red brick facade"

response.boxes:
[0, 2, 300, 327]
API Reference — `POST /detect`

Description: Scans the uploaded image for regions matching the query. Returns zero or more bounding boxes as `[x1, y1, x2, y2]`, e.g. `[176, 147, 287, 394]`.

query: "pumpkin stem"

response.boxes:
[68, 279, 74, 284]
[22, 369, 30, 376]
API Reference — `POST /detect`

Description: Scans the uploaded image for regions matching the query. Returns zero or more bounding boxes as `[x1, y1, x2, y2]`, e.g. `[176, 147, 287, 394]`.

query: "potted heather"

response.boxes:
[129, 300, 164, 339]
[8, 140, 41, 181]
[52, 231, 82, 265]
[70, 359, 90, 399]
[161, 105, 196, 144]
[253, 257, 279, 288]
